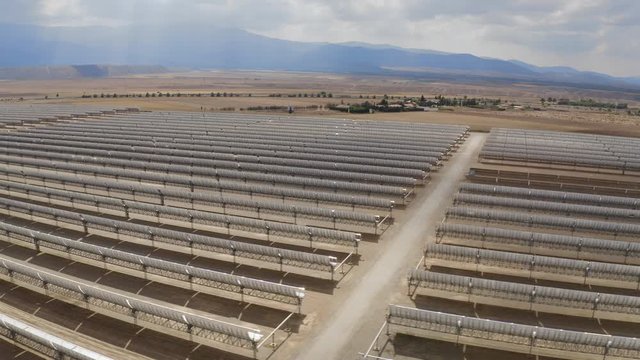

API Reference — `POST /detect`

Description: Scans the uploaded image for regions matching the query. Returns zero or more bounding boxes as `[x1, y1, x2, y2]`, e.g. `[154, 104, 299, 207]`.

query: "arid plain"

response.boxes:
[2, 70, 640, 135]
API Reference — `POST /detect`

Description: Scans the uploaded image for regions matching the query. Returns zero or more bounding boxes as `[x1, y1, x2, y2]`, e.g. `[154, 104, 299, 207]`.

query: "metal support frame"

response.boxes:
[254, 312, 294, 359]
[332, 251, 356, 282]
[358, 320, 393, 360]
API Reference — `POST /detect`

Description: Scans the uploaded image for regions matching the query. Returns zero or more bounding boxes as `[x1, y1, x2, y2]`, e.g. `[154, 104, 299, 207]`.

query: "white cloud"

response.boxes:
[3, 0, 639, 76]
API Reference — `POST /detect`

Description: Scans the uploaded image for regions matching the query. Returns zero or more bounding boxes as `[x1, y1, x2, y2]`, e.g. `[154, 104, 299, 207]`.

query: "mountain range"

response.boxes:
[1, 23, 638, 90]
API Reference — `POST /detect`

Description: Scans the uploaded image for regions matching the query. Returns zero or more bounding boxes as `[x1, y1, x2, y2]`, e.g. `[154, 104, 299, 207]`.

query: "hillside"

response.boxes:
[0, 23, 638, 90]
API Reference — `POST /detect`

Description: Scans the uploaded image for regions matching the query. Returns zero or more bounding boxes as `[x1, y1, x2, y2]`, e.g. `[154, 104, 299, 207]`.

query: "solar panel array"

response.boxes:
[0, 104, 138, 127]
[377, 129, 640, 360]
[0, 106, 468, 359]
[0, 313, 113, 360]
[0, 254, 264, 349]
[387, 305, 640, 359]
[481, 128, 640, 173]
[408, 270, 640, 320]
[0, 221, 305, 306]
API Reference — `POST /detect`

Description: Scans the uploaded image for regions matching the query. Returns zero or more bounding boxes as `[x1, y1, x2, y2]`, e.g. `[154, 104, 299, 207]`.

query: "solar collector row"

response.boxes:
[481, 150, 640, 172]
[387, 305, 640, 360]
[0, 196, 337, 271]
[0, 221, 305, 306]
[0, 193, 361, 246]
[425, 243, 640, 290]
[0, 135, 428, 180]
[408, 270, 640, 321]
[437, 223, 640, 265]
[453, 193, 640, 221]
[0, 162, 394, 210]
[459, 183, 640, 209]
[114, 110, 469, 128]
[94, 112, 468, 139]
[467, 167, 640, 191]
[484, 135, 640, 151]
[0, 150, 410, 197]
[481, 129, 640, 171]
[486, 135, 640, 149]
[0, 313, 113, 360]
[0, 178, 380, 226]
[483, 145, 640, 162]
[51, 122, 455, 154]
[489, 128, 640, 145]
[446, 206, 640, 236]
[0, 254, 265, 351]
[24, 127, 442, 165]
[0, 180, 362, 245]
[54, 120, 458, 148]
[6, 130, 433, 171]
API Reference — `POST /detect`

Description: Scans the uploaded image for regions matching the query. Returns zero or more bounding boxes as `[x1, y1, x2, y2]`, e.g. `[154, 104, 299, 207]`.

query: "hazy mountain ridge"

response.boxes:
[1, 23, 637, 89]
[0, 64, 168, 80]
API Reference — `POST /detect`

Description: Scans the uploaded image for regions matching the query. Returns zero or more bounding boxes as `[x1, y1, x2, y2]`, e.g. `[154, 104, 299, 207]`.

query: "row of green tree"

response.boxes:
[81, 92, 249, 98]
[430, 95, 502, 107]
[556, 98, 627, 109]
[268, 91, 333, 98]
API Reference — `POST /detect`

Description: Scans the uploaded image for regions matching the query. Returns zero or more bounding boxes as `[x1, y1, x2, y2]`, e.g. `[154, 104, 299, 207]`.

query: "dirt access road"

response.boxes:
[294, 133, 486, 360]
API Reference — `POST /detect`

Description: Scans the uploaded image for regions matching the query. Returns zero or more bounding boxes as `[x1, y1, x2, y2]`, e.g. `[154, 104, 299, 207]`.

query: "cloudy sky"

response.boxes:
[3, 0, 639, 76]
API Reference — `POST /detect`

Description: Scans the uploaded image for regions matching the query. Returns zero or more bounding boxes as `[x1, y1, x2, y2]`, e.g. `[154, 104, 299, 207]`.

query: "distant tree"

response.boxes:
[44, 95, 48, 100]
[303, 93, 308, 98]
[113, 93, 117, 98]
[146, 92, 150, 97]
[327, 93, 333, 98]
[56, 93, 59, 98]
[540, 97, 546, 105]
[151, 93, 156, 97]
[166, 92, 170, 97]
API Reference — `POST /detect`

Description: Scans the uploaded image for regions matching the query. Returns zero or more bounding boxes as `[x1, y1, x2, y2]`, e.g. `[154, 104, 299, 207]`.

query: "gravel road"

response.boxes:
[297, 133, 486, 360]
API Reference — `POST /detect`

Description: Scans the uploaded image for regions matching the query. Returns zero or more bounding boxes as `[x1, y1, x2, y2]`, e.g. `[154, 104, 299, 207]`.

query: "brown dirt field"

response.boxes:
[2, 70, 640, 136]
